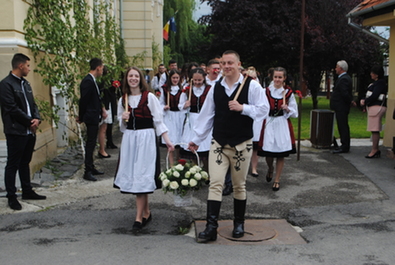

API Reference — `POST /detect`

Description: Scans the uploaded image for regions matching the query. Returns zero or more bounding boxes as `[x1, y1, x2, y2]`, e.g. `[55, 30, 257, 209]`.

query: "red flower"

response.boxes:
[295, 90, 303, 98]
[178, 159, 187, 165]
[155, 91, 161, 97]
[112, 80, 121, 88]
[182, 87, 190, 93]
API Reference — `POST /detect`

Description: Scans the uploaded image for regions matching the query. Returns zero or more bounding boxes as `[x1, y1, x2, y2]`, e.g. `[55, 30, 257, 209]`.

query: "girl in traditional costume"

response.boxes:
[114, 67, 174, 231]
[159, 69, 185, 165]
[179, 67, 212, 170]
[258, 67, 298, 191]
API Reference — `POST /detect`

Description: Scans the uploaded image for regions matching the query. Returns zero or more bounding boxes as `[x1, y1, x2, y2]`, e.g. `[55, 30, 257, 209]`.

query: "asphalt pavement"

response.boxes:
[1, 131, 395, 264]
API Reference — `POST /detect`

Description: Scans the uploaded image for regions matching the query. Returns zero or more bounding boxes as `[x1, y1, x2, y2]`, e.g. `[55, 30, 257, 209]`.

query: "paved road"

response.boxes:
[1, 135, 395, 264]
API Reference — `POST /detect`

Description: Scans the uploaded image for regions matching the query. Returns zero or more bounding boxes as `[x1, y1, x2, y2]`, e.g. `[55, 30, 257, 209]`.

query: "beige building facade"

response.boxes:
[122, 0, 163, 69]
[0, 0, 163, 183]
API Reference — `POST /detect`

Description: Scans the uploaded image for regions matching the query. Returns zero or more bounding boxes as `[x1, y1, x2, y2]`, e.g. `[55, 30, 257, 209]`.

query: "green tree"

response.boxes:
[24, 0, 127, 147]
[201, 0, 382, 107]
[163, 0, 211, 65]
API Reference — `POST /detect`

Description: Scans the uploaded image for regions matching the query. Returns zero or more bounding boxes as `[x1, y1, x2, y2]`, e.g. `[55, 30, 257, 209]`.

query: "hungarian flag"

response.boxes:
[163, 15, 177, 41]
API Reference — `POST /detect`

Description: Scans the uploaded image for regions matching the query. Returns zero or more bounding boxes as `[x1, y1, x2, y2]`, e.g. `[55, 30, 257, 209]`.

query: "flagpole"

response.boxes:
[297, 0, 306, 162]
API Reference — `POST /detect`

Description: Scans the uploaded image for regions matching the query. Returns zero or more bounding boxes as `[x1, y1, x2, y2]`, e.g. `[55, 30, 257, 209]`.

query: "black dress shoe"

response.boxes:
[98, 152, 111, 158]
[332, 149, 349, 154]
[272, 182, 280, 191]
[8, 197, 22, 210]
[142, 213, 152, 227]
[251, 173, 259, 178]
[91, 168, 104, 175]
[222, 184, 233, 196]
[22, 190, 47, 200]
[83, 172, 97, 181]
[365, 150, 381, 158]
[132, 221, 143, 231]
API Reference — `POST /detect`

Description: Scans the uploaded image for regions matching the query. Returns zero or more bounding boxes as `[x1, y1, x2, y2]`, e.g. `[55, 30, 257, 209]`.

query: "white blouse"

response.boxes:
[178, 85, 208, 110]
[118, 92, 168, 136]
[267, 84, 298, 119]
[192, 74, 270, 146]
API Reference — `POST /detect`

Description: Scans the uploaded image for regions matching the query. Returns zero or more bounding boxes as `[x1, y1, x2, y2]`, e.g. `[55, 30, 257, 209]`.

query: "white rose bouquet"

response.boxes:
[159, 159, 209, 197]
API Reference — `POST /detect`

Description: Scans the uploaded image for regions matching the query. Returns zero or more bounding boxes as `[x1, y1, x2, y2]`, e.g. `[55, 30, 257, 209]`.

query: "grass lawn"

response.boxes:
[289, 96, 381, 140]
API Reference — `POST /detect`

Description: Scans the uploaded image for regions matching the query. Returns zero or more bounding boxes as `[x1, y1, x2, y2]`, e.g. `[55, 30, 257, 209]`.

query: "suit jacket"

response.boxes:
[0, 72, 40, 135]
[364, 79, 387, 107]
[79, 74, 102, 125]
[330, 73, 353, 112]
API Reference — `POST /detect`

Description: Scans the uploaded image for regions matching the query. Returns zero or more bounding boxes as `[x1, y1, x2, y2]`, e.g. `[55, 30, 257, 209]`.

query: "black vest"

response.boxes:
[213, 77, 253, 147]
[125, 91, 154, 130]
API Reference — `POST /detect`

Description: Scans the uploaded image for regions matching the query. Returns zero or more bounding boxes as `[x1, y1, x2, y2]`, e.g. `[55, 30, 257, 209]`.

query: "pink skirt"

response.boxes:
[367, 105, 386, 132]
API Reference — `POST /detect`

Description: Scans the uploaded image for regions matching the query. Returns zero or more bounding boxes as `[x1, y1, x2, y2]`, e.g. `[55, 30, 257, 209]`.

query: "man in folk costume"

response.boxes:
[205, 59, 221, 87]
[188, 50, 269, 242]
[151, 63, 166, 92]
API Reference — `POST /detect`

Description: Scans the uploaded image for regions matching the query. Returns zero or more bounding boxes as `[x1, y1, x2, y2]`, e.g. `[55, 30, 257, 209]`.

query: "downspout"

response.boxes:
[120, 0, 124, 39]
[348, 17, 389, 44]
[144, 0, 147, 69]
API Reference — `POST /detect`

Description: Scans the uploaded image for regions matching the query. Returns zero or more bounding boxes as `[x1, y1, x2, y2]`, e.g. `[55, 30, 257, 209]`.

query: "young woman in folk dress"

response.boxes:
[159, 69, 185, 166]
[179, 67, 212, 170]
[114, 67, 174, 231]
[258, 67, 298, 191]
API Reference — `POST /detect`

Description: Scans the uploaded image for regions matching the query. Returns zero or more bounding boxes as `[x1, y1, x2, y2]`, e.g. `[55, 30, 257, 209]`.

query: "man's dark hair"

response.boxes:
[169, 59, 177, 66]
[158, 63, 164, 67]
[12, 53, 30, 69]
[207, 59, 220, 67]
[89, 58, 103, 71]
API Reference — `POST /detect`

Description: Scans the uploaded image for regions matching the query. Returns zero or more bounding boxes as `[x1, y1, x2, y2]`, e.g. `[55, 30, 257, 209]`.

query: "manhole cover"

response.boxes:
[194, 219, 306, 245]
[218, 224, 277, 242]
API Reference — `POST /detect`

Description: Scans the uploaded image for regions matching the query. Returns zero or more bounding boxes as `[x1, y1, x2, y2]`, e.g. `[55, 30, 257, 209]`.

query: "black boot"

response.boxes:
[233, 198, 246, 238]
[198, 200, 221, 243]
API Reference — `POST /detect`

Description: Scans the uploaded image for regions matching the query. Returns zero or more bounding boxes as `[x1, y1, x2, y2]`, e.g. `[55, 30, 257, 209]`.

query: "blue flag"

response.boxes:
[170, 16, 177, 33]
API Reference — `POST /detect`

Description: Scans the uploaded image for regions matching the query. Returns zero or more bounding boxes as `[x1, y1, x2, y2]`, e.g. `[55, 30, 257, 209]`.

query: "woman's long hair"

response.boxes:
[122, 66, 149, 95]
[165, 69, 182, 89]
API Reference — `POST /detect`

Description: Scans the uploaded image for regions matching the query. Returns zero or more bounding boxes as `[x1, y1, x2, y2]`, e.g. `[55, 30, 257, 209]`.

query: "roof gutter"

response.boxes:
[346, 0, 395, 18]
[346, 1, 394, 44]
[348, 18, 389, 44]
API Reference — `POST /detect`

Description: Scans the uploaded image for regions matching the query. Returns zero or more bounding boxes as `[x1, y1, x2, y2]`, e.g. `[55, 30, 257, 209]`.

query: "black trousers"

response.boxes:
[85, 123, 99, 172]
[106, 123, 114, 146]
[335, 110, 350, 151]
[4, 134, 36, 198]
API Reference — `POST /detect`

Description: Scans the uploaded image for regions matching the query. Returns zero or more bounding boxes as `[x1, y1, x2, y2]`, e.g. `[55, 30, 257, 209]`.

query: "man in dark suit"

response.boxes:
[330, 60, 353, 154]
[78, 58, 106, 181]
[0, 53, 46, 210]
